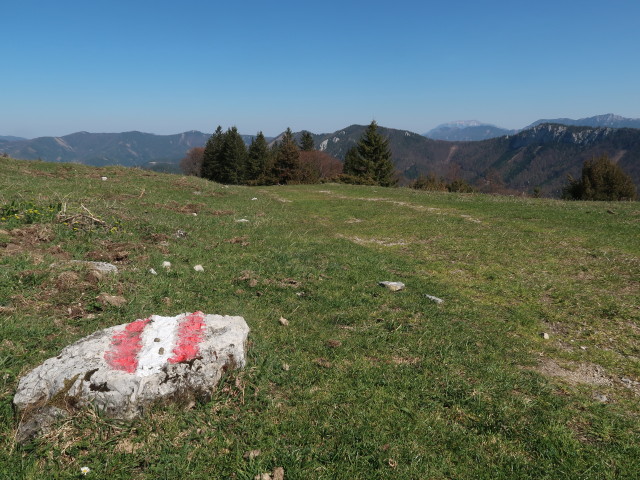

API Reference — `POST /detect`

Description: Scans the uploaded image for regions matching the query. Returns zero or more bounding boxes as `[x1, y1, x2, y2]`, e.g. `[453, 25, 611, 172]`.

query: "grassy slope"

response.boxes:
[0, 158, 638, 479]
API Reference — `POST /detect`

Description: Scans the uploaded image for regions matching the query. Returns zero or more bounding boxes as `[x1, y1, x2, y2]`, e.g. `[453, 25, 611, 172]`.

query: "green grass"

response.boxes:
[1, 157, 639, 479]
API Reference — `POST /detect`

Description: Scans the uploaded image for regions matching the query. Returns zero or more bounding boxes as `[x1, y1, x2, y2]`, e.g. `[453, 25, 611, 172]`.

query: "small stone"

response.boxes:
[379, 281, 405, 292]
[149, 268, 158, 275]
[580, 346, 587, 351]
[192, 213, 197, 216]
[425, 294, 444, 304]
[162, 261, 171, 269]
[243, 449, 261, 460]
[236, 218, 250, 223]
[272, 467, 284, 480]
[541, 332, 550, 340]
[101, 176, 108, 181]
[193, 265, 204, 272]
[86, 269, 103, 284]
[174, 229, 187, 238]
[96, 293, 127, 308]
[282, 363, 290, 371]
[251, 197, 258, 201]
[279, 317, 289, 326]
[593, 393, 608, 403]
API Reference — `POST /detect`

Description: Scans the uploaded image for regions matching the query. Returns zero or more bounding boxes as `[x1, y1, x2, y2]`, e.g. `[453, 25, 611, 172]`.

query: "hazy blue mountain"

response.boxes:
[0, 135, 28, 142]
[424, 121, 516, 141]
[526, 113, 640, 129]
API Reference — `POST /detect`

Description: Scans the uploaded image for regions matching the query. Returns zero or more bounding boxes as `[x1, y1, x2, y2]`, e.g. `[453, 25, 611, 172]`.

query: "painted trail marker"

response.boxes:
[14, 312, 249, 442]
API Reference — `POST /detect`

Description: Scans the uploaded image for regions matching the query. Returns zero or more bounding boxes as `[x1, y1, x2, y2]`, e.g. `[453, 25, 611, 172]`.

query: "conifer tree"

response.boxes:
[201, 126, 247, 184]
[201, 126, 224, 181]
[342, 146, 373, 180]
[272, 128, 301, 184]
[219, 126, 247, 185]
[246, 132, 270, 182]
[344, 121, 396, 186]
[300, 131, 315, 151]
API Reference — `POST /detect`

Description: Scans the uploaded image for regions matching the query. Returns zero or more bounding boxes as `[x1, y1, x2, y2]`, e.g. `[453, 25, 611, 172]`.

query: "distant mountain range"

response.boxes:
[2, 114, 639, 197]
[424, 114, 640, 141]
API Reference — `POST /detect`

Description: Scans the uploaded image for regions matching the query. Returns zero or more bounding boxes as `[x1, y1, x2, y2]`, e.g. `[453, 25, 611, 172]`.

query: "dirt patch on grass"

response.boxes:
[534, 358, 613, 386]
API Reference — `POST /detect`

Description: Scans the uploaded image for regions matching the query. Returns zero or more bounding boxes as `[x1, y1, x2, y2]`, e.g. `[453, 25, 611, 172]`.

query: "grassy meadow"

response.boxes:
[0, 157, 639, 479]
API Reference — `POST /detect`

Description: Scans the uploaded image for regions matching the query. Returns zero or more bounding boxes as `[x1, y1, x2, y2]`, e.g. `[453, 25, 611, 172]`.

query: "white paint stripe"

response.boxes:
[136, 314, 181, 376]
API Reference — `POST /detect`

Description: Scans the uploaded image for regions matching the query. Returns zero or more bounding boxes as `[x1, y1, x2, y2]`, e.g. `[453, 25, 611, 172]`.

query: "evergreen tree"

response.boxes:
[359, 121, 396, 186]
[201, 126, 247, 184]
[246, 132, 270, 182]
[219, 126, 247, 184]
[201, 126, 224, 181]
[563, 155, 636, 201]
[272, 128, 301, 184]
[300, 131, 315, 151]
[342, 146, 374, 180]
[344, 121, 396, 186]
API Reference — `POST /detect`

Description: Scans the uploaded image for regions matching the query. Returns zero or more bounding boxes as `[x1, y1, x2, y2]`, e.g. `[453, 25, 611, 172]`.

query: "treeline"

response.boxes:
[180, 121, 397, 186]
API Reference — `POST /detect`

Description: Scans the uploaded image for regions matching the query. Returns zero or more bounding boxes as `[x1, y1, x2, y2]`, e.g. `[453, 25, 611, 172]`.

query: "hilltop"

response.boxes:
[0, 157, 639, 478]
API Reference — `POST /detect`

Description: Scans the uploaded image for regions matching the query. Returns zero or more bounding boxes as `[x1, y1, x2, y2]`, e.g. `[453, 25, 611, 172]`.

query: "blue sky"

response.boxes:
[2, 0, 639, 138]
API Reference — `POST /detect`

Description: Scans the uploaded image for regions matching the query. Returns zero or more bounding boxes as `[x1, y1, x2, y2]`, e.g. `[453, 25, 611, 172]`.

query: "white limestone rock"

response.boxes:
[14, 312, 249, 442]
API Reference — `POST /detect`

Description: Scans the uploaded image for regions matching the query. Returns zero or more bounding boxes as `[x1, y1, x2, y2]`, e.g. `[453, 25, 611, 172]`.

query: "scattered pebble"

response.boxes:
[251, 197, 258, 201]
[425, 294, 444, 304]
[541, 332, 550, 340]
[279, 317, 289, 326]
[96, 293, 127, 308]
[162, 261, 171, 269]
[282, 363, 290, 371]
[100, 176, 107, 181]
[243, 449, 261, 460]
[149, 268, 157, 275]
[580, 346, 587, 351]
[379, 281, 405, 292]
[174, 229, 187, 238]
[193, 264, 204, 272]
[236, 218, 250, 223]
[593, 393, 608, 403]
[192, 212, 197, 216]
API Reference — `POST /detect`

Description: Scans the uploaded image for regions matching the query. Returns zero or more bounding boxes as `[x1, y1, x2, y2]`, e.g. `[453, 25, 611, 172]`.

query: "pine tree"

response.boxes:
[300, 131, 315, 151]
[246, 132, 270, 183]
[201, 126, 224, 181]
[219, 126, 247, 184]
[272, 128, 301, 184]
[201, 126, 247, 184]
[342, 146, 374, 180]
[358, 121, 396, 186]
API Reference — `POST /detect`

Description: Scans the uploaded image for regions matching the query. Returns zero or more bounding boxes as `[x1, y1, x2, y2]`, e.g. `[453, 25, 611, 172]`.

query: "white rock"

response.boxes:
[101, 176, 108, 181]
[541, 332, 550, 340]
[149, 268, 157, 275]
[278, 317, 289, 326]
[236, 218, 250, 223]
[13, 312, 249, 442]
[162, 261, 171, 269]
[425, 294, 444, 304]
[51, 260, 119, 274]
[379, 281, 405, 292]
[251, 197, 258, 201]
[194, 264, 204, 272]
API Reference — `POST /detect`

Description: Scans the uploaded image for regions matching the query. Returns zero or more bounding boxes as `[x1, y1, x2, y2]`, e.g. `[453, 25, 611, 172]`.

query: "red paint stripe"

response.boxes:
[104, 317, 152, 373]
[168, 311, 206, 364]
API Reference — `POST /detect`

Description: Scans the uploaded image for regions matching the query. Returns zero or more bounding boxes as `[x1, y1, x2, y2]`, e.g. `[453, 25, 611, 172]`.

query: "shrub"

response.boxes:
[563, 155, 637, 201]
